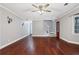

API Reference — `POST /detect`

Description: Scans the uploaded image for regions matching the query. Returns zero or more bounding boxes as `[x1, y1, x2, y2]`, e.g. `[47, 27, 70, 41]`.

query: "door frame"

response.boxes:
[56, 21, 60, 39]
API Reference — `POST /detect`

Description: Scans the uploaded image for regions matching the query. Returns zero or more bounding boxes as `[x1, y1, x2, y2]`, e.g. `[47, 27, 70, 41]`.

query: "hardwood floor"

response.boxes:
[0, 35, 79, 55]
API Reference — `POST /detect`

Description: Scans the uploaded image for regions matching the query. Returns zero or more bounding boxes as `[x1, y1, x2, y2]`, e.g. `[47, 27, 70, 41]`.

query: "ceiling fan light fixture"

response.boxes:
[32, 4, 51, 15]
[37, 10, 45, 15]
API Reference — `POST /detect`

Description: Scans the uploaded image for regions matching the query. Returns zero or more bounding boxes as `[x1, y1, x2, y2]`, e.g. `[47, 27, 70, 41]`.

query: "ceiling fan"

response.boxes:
[32, 4, 51, 15]
[74, 13, 79, 15]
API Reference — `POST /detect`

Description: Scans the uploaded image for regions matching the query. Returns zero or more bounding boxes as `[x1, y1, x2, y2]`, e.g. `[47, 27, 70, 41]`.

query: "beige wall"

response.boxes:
[32, 20, 44, 36]
[0, 7, 29, 48]
[32, 20, 56, 36]
[60, 6, 79, 44]
[0, 8, 2, 44]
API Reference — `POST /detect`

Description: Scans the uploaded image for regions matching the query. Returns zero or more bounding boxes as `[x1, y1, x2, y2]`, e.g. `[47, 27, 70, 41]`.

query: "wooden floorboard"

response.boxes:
[0, 35, 79, 55]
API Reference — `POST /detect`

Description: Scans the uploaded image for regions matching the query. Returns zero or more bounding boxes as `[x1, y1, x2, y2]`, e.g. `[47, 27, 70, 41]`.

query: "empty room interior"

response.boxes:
[0, 3, 79, 55]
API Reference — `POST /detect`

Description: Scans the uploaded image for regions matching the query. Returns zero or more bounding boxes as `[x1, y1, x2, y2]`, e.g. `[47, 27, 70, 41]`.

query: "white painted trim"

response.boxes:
[0, 35, 29, 49]
[60, 37, 79, 45]
[0, 4, 23, 20]
[72, 15, 79, 35]
[32, 35, 49, 37]
[32, 34, 56, 37]
[60, 4, 79, 19]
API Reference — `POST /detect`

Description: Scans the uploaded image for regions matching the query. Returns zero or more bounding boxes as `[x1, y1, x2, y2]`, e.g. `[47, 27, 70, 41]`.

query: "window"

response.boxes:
[75, 17, 79, 33]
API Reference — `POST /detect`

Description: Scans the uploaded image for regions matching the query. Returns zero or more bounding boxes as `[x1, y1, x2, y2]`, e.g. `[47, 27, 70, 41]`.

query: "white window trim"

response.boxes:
[72, 15, 79, 35]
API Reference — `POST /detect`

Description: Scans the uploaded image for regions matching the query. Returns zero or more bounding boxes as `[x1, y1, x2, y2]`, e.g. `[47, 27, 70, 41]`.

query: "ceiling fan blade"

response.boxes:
[74, 13, 79, 15]
[32, 4, 38, 8]
[32, 10, 39, 12]
[44, 4, 50, 8]
[38, 5, 43, 10]
[44, 10, 51, 12]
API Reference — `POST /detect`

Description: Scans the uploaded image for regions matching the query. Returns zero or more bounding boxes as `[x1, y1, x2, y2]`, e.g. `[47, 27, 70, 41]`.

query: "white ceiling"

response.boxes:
[0, 3, 79, 20]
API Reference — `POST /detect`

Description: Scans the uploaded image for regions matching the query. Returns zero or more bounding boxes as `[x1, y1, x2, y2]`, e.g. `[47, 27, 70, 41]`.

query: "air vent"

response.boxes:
[64, 3, 68, 6]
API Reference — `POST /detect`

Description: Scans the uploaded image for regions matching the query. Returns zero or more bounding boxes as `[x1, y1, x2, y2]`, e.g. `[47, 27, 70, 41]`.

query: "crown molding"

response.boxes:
[0, 4, 24, 20]
[60, 4, 79, 19]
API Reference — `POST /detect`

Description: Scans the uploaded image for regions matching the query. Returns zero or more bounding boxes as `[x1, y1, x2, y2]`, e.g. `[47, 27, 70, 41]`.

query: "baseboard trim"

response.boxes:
[32, 35, 55, 37]
[0, 34, 29, 49]
[60, 37, 79, 45]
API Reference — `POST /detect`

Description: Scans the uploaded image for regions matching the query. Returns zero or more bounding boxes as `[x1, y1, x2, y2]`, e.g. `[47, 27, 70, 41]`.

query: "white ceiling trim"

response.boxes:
[0, 4, 79, 21]
[0, 4, 23, 20]
[60, 4, 79, 19]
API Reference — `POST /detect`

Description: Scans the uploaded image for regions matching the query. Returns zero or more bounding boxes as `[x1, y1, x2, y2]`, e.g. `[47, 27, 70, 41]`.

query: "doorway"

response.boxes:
[56, 21, 60, 39]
